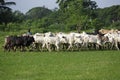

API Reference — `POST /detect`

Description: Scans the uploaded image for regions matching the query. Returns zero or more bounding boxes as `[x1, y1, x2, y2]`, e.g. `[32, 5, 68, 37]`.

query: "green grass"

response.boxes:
[0, 51, 120, 80]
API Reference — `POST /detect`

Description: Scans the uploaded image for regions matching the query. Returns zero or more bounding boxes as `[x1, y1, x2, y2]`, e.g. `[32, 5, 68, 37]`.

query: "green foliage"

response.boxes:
[0, 24, 6, 31]
[56, 0, 98, 31]
[110, 21, 120, 29]
[47, 23, 67, 32]
[0, 0, 16, 24]
[0, 9, 14, 24]
[12, 10, 25, 22]
[90, 18, 104, 29]
[26, 7, 52, 20]
[6, 23, 21, 31]
[96, 5, 120, 28]
[0, 0, 120, 32]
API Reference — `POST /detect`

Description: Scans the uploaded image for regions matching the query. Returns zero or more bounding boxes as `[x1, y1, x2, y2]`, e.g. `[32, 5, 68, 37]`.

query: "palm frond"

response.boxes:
[0, 0, 5, 4]
[0, 5, 11, 10]
[4, 2, 16, 5]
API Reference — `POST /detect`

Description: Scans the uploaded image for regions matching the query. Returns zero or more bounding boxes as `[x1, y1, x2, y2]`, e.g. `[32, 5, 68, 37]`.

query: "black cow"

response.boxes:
[21, 36, 35, 51]
[4, 36, 14, 51]
[3, 35, 34, 51]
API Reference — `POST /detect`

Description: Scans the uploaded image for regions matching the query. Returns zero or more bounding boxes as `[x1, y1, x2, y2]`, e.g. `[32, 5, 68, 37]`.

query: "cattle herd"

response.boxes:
[3, 29, 120, 52]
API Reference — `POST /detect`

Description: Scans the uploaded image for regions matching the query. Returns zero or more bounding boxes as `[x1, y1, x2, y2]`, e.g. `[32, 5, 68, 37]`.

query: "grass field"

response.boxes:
[0, 50, 120, 80]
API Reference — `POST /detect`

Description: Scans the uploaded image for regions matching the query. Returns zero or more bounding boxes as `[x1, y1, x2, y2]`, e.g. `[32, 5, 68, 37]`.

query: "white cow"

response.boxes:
[44, 32, 55, 37]
[33, 33, 45, 50]
[43, 34, 67, 51]
[56, 32, 75, 50]
[81, 32, 102, 49]
[104, 32, 120, 50]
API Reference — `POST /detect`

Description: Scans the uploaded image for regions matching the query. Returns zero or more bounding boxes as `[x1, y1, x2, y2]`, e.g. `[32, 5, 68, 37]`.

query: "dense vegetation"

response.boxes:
[0, 0, 120, 33]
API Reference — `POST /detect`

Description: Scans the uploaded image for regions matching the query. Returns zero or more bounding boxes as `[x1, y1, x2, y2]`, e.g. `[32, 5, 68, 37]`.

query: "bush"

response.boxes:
[6, 23, 21, 31]
[110, 21, 120, 29]
[47, 23, 67, 32]
[0, 24, 6, 31]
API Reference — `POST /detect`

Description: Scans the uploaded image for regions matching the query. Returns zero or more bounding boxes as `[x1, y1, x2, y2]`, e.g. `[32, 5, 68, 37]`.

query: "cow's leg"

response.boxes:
[97, 43, 102, 50]
[67, 43, 73, 51]
[110, 41, 115, 50]
[46, 43, 51, 52]
[115, 42, 119, 50]
[13, 46, 16, 51]
[21, 46, 25, 52]
[56, 44, 59, 51]
[83, 42, 88, 50]
[3, 44, 8, 52]
[42, 43, 46, 51]
[35, 43, 40, 51]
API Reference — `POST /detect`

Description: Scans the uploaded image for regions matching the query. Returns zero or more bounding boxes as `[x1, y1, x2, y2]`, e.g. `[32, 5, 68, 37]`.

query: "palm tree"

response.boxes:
[0, 0, 16, 29]
[0, 0, 16, 10]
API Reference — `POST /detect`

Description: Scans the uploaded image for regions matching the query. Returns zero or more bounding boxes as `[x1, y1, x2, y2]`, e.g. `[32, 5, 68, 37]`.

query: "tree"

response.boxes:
[56, 0, 97, 14]
[96, 5, 120, 28]
[12, 10, 25, 22]
[26, 7, 52, 20]
[56, 0, 98, 31]
[0, 0, 16, 25]
[0, 0, 15, 10]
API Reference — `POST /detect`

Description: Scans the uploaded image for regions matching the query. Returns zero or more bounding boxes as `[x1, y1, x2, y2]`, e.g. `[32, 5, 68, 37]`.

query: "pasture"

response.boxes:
[0, 31, 120, 80]
[0, 50, 120, 80]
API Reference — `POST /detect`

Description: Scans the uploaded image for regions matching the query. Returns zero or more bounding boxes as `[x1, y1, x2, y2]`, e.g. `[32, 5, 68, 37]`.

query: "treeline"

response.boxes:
[0, 0, 120, 33]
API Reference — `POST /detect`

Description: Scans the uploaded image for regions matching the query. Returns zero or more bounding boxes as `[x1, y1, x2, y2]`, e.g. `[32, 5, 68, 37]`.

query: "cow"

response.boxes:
[21, 36, 35, 50]
[41, 33, 68, 52]
[4, 36, 17, 51]
[33, 33, 45, 51]
[99, 29, 118, 35]
[104, 32, 120, 50]
[3, 35, 35, 51]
